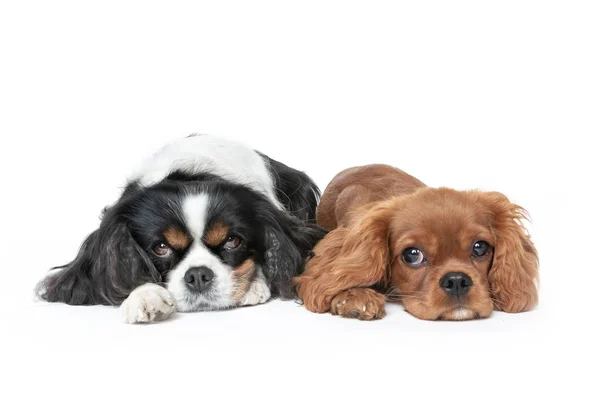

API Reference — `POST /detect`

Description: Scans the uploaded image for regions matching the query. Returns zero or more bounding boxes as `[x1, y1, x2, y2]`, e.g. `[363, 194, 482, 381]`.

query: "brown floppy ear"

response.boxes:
[477, 192, 539, 313]
[294, 200, 394, 313]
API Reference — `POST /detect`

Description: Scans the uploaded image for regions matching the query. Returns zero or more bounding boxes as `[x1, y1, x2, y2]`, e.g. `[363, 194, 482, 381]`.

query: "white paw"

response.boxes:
[121, 283, 176, 324]
[239, 273, 271, 306]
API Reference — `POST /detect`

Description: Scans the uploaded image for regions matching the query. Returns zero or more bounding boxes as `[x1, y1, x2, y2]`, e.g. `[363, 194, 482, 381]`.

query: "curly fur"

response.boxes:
[295, 164, 539, 321]
[36, 135, 326, 314]
[475, 191, 539, 312]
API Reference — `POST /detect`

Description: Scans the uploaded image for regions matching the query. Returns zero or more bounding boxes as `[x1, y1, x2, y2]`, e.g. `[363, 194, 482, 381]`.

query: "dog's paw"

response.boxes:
[121, 283, 176, 324]
[239, 275, 271, 306]
[330, 288, 386, 320]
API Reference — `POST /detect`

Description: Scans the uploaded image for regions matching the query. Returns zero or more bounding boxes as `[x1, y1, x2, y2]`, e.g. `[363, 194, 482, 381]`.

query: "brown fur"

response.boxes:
[331, 288, 387, 320]
[231, 259, 257, 303]
[317, 164, 426, 230]
[164, 227, 191, 250]
[204, 222, 230, 247]
[295, 164, 539, 321]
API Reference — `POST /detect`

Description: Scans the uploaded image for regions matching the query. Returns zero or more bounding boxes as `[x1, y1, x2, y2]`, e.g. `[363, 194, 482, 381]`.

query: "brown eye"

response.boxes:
[223, 235, 241, 250]
[401, 247, 426, 267]
[152, 242, 172, 257]
[472, 241, 491, 258]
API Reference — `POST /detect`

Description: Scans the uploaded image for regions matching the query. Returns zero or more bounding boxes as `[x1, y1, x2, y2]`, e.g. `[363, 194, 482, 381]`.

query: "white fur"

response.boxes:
[452, 307, 473, 321]
[167, 194, 234, 311]
[182, 194, 209, 240]
[128, 146, 278, 313]
[168, 243, 236, 312]
[121, 283, 176, 324]
[167, 194, 273, 311]
[239, 269, 271, 306]
[128, 135, 283, 209]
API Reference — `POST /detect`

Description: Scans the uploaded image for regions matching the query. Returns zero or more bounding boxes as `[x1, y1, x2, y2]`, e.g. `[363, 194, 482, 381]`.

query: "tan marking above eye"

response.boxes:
[204, 222, 231, 247]
[164, 227, 191, 250]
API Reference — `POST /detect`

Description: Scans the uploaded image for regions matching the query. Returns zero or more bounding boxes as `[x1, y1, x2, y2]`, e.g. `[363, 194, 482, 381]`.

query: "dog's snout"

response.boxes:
[184, 266, 215, 293]
[439, 272, 473, 298]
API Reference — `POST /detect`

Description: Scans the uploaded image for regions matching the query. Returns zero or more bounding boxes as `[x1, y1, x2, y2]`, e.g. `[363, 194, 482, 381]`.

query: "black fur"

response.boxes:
[37, 177, 326, 306]
[39, 203, 160, 305]
[258, 153, 321, 222]
[255, 205, 325, 298]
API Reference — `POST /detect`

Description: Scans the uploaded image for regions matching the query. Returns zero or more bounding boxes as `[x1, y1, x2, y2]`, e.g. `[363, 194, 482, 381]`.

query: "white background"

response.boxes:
[1, 1, 598, 399]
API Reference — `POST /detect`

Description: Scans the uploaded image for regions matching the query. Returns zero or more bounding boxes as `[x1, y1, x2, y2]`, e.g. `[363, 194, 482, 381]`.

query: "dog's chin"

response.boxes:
[438, 307, 479, 321]
[174, 292, 234, 312]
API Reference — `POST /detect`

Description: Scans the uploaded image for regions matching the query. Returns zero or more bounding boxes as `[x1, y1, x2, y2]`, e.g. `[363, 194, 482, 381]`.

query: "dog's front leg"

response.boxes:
[238, 270, 271, 306]
[120, 283, 177, 324]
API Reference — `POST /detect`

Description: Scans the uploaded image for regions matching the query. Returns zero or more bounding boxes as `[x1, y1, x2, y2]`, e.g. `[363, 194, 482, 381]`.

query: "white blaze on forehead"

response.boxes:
[168, 194, 235, 312]
[183, 194, 210, 240]
[168, 191, 267, 312]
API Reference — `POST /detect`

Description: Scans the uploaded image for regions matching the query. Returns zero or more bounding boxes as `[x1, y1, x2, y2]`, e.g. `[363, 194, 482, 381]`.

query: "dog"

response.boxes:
[295, 164, 539, 321]
[37, 134, 326, 323]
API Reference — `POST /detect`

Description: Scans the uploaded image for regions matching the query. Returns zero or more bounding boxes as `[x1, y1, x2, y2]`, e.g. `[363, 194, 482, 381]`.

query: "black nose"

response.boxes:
[184, 267, 215, 293]
[439, 272, 473, 298]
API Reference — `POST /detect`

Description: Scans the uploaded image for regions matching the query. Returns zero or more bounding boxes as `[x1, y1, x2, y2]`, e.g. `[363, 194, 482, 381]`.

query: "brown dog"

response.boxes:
[295, 164, 539, 320]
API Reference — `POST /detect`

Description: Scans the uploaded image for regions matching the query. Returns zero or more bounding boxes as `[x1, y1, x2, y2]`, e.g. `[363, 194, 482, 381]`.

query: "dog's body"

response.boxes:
[316, 164, 426, 230]
[125, 135, 320, 222]
[37, 135, 326, 323]
[296, 164, 539, 321]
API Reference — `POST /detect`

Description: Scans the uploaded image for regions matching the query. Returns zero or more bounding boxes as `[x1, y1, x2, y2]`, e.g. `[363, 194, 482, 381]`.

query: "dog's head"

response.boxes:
[37, 179, 325, 311]
[296, 188, 538, 320]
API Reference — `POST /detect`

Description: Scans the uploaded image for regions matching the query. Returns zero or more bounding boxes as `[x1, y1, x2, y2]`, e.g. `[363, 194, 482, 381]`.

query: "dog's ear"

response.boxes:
[256, 205, 327, 299]
[259, 154, 322, 222]
[294, 200, 395, 313]
[36, 203, 160, 306]
[476, 191, 539, 312]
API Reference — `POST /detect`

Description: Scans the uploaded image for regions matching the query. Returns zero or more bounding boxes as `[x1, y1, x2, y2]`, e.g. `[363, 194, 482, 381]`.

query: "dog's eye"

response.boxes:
[472, 241, 491, 257]
[401, 247, 425, 266]
[223, 235, 241, 250]
[152, 242, 172, 257]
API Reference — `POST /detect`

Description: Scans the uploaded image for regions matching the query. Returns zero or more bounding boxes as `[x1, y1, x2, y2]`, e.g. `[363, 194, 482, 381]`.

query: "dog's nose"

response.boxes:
[439, 272, 473, 298]
[184, 266, 215, 292]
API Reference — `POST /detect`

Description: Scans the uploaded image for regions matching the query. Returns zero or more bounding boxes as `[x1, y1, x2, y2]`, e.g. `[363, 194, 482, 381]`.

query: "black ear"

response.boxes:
[36, 207, 160, 306]
[258, 207, 327, 299]
[258, 153, 321, 222]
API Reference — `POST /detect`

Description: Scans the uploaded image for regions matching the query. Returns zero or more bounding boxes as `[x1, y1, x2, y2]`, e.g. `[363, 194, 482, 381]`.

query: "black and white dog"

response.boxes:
[37, 135, 326, 323]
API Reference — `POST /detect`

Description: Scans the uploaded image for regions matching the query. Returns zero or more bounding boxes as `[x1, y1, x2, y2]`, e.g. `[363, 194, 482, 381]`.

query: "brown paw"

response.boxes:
[330, 288, 386, 320]
[302, 292, 336, 314]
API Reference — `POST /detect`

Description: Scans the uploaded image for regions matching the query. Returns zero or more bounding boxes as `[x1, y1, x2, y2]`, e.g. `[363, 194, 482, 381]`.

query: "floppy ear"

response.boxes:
[36, 206, 160, 306]
[477, 191, 539, 313]
[294, 200, 395, 313]
[257, 206, 327, 299]
[258, 153, 322, 222]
